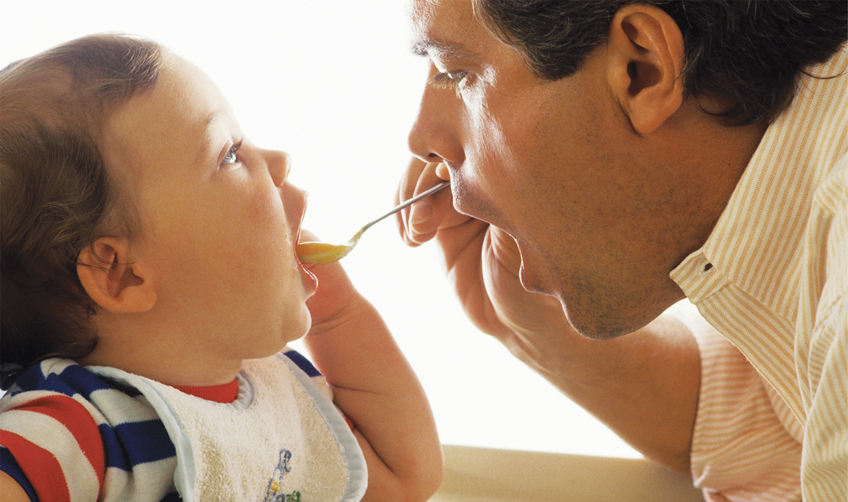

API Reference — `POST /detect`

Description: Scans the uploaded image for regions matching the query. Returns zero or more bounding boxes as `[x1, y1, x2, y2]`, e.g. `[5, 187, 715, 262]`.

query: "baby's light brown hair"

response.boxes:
[1, 34, 162, 387]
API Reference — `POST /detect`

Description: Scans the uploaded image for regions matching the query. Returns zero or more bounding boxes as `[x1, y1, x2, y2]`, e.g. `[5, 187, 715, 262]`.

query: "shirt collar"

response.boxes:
[671, 47, 848, 321]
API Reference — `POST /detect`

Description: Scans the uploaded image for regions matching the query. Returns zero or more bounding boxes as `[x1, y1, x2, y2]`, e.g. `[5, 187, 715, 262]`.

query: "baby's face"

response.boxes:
[99, 52, 318, 361]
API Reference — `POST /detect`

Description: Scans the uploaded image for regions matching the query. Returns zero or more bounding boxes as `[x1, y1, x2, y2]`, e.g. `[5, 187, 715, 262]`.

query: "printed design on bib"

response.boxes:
[263, 449, 302, 502]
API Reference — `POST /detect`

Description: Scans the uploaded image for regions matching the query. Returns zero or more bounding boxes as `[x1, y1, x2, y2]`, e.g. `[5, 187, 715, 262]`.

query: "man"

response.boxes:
[396, 0, 846, 500]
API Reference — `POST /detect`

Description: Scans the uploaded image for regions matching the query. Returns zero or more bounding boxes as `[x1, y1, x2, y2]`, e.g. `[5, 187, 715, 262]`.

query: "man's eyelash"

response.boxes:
[429, 71, 469, 96]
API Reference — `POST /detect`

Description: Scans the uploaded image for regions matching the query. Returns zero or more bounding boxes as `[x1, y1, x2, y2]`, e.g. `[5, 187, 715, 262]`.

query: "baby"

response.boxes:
[0, 34, 442, 501]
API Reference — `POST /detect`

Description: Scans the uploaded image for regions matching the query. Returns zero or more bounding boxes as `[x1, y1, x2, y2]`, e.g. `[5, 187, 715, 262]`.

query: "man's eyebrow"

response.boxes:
[411, 38, 479, 60]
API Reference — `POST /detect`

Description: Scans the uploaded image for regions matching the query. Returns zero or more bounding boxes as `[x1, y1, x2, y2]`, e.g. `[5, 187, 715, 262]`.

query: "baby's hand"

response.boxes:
[299, 230, 365, 336]
[298, 229, 443, 501]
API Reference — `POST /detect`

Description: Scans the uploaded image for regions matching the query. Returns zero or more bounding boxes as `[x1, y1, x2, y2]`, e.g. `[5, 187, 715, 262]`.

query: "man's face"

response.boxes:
[408, 0, 690, 336]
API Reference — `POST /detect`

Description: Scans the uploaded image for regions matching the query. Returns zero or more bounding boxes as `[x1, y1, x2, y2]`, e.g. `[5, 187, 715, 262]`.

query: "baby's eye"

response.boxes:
[221, 140, 243, 168]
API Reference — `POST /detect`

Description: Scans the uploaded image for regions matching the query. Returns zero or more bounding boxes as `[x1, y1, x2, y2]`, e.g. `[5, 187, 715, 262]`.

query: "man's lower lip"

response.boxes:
[518, 263, 534, 292]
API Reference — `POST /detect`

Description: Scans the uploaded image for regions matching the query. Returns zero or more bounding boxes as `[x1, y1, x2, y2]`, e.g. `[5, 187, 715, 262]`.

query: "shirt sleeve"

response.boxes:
[799, 292, 848, 501]
[796, 161, 848, 500]
[688, 316, 803, 502]
[0, 392, 105, 502]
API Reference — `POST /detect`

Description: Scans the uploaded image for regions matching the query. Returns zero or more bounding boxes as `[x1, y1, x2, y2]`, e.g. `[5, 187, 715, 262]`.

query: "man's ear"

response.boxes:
[606, 4, 685, 135]
[76, 237, 156, 313]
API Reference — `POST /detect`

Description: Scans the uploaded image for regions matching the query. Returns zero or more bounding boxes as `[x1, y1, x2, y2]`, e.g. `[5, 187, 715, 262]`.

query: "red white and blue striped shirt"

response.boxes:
[0, 349, 326, 501]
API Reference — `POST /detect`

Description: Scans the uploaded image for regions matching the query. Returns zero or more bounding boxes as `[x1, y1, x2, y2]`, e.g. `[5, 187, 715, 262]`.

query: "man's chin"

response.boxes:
[558, 294, 642, 341]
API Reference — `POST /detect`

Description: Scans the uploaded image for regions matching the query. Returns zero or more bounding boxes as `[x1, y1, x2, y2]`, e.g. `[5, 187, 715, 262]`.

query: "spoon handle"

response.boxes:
[360, 181, 450, 233]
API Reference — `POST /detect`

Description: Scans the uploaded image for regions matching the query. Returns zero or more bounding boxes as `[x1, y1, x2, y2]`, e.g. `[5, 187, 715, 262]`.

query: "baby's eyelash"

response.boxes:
[222, 140, 243, 165]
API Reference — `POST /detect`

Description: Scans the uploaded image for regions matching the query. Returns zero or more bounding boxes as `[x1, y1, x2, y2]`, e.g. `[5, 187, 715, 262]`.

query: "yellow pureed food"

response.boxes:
[296, 229, 364, 265]
[295, 242, 350, 265]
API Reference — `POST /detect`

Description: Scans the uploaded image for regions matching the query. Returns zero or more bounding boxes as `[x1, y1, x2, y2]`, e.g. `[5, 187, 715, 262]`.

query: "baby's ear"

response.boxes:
[76, 237, 156, 313]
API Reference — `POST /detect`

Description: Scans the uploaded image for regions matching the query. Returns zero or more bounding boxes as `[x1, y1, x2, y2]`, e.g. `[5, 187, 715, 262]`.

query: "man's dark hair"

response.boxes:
[477, 0, 847, 125]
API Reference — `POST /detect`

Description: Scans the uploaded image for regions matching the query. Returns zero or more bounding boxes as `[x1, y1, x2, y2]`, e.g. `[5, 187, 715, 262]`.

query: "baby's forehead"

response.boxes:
[101, 53, 222, 151]
[98, 50, 235, 206]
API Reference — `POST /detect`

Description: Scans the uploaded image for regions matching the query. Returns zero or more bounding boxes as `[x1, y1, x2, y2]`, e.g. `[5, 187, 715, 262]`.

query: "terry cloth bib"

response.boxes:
[88, 353, 367, 502]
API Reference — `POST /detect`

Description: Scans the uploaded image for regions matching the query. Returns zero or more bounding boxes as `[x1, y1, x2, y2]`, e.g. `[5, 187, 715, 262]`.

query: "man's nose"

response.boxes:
[408, 68, 465, 166]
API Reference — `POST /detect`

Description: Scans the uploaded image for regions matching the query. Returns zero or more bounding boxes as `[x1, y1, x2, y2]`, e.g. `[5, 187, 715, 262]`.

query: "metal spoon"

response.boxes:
[296, 180, 450, 265]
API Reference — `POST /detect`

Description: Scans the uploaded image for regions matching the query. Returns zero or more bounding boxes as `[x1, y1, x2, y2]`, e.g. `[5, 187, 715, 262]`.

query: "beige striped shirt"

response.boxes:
[670, 47, 847, 501]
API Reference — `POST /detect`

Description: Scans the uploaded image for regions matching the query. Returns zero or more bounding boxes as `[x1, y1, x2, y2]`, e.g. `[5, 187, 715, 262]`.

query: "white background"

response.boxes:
[2, 0, 643, 458]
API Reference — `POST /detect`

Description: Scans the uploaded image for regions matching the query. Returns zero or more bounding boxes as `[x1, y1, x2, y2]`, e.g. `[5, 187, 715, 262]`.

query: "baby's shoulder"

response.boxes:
[3, 358, 136, 403]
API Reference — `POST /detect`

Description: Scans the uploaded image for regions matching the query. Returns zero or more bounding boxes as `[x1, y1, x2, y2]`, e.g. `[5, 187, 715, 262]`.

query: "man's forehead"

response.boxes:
[410, 0, 484, 58]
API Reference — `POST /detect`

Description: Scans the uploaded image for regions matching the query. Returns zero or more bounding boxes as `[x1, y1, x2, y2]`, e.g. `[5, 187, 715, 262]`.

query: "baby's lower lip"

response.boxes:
[298, 256, 318, 293]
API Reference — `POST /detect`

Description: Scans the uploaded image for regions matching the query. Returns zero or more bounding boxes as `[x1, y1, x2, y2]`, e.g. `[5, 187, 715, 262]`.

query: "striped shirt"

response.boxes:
[0, 349, 331, 501]
[670, 47, 847, 501]
[0, 358, 180, 501]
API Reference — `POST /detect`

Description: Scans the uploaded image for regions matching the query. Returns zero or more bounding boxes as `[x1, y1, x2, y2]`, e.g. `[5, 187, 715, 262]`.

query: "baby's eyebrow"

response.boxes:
[195, 111, 221, 164]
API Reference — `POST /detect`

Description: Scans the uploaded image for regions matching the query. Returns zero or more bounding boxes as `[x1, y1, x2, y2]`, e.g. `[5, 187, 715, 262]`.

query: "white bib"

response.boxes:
[89, 353, 367, 502]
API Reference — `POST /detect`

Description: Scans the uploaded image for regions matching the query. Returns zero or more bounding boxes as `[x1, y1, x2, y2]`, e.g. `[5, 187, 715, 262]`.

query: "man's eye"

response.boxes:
[221, 140, 243, 167]
[429, 70, 469, 90]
